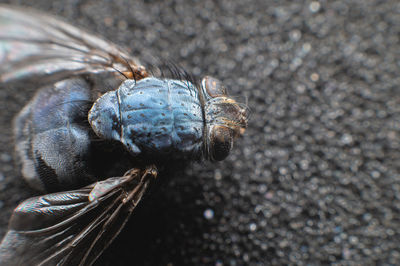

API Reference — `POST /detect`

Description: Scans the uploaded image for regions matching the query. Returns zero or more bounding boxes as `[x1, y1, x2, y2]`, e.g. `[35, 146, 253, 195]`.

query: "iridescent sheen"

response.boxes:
[89, 78, 204, 160]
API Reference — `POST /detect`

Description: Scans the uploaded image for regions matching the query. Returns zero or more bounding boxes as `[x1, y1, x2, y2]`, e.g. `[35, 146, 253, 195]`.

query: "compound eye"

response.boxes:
[210, 126, 233, 161]
[202, 76, 227, 97]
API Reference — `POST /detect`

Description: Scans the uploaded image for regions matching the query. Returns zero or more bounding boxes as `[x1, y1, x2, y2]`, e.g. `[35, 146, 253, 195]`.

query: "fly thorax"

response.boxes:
[89, 78, 204, 160]
[88, 89, 122, 142]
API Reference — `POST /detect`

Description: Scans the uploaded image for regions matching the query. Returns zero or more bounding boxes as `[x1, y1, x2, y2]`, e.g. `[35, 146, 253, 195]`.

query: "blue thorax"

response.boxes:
[89, 77, 205, 160]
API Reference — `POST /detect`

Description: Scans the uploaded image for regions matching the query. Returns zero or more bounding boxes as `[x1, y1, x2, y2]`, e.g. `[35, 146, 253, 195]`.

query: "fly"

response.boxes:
[0, 5, 249, 266]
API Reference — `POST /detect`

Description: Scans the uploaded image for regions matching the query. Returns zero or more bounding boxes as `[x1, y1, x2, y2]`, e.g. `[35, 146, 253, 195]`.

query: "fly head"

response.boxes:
[200, 76, 249, 161]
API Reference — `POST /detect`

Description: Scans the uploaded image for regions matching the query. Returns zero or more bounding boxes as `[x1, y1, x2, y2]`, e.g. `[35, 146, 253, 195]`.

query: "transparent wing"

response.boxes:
[0, 5, 149, 85]
[0, 166, 157, 266]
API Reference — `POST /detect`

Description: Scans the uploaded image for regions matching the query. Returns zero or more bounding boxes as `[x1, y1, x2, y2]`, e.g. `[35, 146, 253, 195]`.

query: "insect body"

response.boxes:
[0, 4, 248, 266]
[14, 75, 246, 193]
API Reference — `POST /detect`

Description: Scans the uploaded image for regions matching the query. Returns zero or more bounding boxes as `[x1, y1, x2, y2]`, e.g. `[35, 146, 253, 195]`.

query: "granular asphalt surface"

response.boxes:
[0, 0, 399, 265]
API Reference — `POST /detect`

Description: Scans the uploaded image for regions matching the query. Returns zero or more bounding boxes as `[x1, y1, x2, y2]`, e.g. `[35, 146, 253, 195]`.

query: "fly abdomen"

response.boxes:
[89, 77, 205, 160]
[14, 78, 96, 192]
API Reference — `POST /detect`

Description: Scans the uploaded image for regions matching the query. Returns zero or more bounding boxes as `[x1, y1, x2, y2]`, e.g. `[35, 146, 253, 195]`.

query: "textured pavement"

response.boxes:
[0, 0, 399, 265]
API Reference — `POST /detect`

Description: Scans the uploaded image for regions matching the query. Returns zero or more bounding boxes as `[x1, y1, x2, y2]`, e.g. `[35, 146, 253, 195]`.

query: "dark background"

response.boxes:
[0, 0, 399, 265]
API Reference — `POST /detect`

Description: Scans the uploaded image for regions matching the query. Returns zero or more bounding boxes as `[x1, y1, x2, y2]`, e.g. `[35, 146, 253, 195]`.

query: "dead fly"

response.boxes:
[0, 5, 248, 266]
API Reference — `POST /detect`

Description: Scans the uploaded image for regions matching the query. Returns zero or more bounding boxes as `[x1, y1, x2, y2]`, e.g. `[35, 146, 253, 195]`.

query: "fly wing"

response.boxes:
[0, 166, 157, 266]
[0, 5, 149, 85]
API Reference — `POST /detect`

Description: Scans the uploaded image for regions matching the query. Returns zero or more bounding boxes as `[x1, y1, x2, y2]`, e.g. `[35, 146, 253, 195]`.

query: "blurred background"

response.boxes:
[0, 0, 399, 265]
